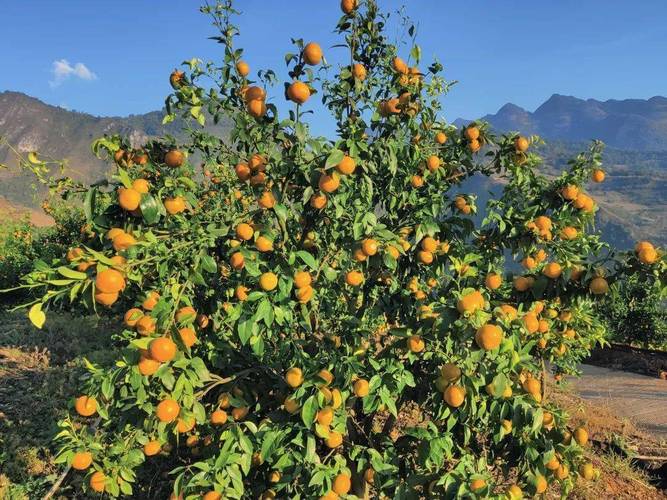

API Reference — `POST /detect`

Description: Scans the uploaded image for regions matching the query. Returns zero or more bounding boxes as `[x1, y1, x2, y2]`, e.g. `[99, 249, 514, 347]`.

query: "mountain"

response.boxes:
[0, 91, 230, 223]
[455, 94, 667, 152]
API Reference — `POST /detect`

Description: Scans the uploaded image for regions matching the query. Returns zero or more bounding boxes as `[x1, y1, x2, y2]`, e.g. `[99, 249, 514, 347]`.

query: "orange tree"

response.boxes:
[16, 1, 666, 498]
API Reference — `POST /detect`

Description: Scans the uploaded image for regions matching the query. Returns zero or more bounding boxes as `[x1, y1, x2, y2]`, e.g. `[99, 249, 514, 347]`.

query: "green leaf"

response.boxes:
[140, 194, 161, 225]
[28, 303, 46, 329]
[296, 251, 317, 270]
[200, 254, 217, 273]
[57, 266, 88, 280]
[325, 149, 344, 168]
[301, 395, 317, 427]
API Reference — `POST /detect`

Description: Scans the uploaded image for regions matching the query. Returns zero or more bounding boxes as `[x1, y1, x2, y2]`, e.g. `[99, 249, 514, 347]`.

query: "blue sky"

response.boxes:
[2, 0, 666, 136]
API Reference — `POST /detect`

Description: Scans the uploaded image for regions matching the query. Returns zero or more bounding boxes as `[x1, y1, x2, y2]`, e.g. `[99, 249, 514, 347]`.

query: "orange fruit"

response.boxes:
[420, 237, 438, 252]
[259, 272, 278, 291]
[444, 385, 465, 407]
[66, 247, 84, 261]
[89, 471, 106, 493]
[142, 291, 160, 311]
[485, 273, 502, 290]
[178, 327, 197, 348]
[235, 285, 249, 301]
[175, 306, 196, 323]
[470, 478, 486, 492]
[543, 262, 562, 279]
[407, 335, 425, 353]
[560, 226, 578, 240]
[417, 250, 433, 264]
[112, 232, 136, 251]
[176, 416, 195, 433]
[245, 86, 266, 102]
[639, 247, 658, 264]
[257, 191, 276, 209]
[310, 193, 327, 209]
[589, 276, 609, 294]
[475, 324, 503, 350]
[411, 175, 424, 187]
[513, 276, 532, 292]
[316, 406, 334, 426]
[345, 270, 363, 286]
[230, 252, 245, 270]
[95, 269, 125, 294]
[635, 240, 654, 253]
[95, 291, 118, 306]
[435, 131, 447, 144]
[124, 308, 143, 327]
[118, 187, 141, 211]
[514, 136, 529, 152]
[236, 60, 250, 77]
[164, 196, 186, 214]
[303, 42, 323, 65]
[465, 125, 480, 141]
[236, 223, 254, 241]
[592, 169, 605, 182]
[156, 399, 180, 422]
[426, 155, 440, 172]
[392, 56, 408, 74]
[256, 236, 274, 252]
[287, 81, 310, 104]
[149, 337, 177, 363]
[574, 427, 589, 446]
[136, 315, 156, 336]
[285, 367, 303, 388]
[332, 473, 351, 495]
[143, 440, 162, 457]
[284, 398, 300, 414]
[106, 227, 124, 240]
[579, 463, 594, 480]
[456, 290, 484, 314]
[138, 356, 160, 376]
[294, 271, 312, 288]
[534, 475, 548, 494]
[561, 184, 579, 200]
[164, 150, 185, 168]
[71, 451, 93, 470]
[336, 155, 356, 175]
[75, 396, 98, 417]
[235, 162, 251, 180]
[523, 312, 539, 334]
[210, 409, 228, 426]
[319, 171, 340, 193]
[295, 285, 314, 303]
[203, 492, 221, 500]
[353, 378, 369, 397]
[496, 304, 518, 320]
[132, 179, 150, 194]
[326, 430, 343, 448]
[352, 63, 366, 81]
[361, 238, 378, 256]
[440, 363, 461, 382]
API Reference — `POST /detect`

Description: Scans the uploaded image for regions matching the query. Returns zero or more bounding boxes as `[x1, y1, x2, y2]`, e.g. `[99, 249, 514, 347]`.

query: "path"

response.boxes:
[569, 364, 667, 439]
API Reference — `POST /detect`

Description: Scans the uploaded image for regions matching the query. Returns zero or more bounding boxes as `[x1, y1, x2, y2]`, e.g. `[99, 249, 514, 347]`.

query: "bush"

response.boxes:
[16, 1, 665, 498]
[600, 274, 667, 349]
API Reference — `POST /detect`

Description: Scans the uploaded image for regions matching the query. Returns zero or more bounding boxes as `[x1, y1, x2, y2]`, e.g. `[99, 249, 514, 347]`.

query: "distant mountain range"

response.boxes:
[455, 94, 667, 152]
[0, 90, 665, 248]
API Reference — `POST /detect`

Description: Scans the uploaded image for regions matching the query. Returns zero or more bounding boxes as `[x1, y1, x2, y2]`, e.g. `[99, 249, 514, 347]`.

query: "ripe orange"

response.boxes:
[112, 232, 136, 252]
[256, 236, 274, 252]
[456, 290, 484, 314]
[534, 475, 548, 494]
[426, 155, 440, 172]
[66, 247, 84, 261]
[522, 378, 541, 399]
[176, 416, 195, 433]
[124, 308, 143, 327]
[287, 81, 310, 104]
[310, 193, 327, 209]
[589, 276, 609, 294]
[638, 247, 658, 264]
[560, 226, 578, 240]
[232, 406, 249, 421]
[295, 285, 314, 303]
[235, 162, 251, 180]
[352, 63, 366, 81]
[444, 385, 465, 407]
[440, 363, 461, 382]
[485, 273, 502, 290]
[178, 327, 197, 348]
[90, 471, 106, 493]
[435, 131, 447, 144]
[259, 272, 278, 291]
[245, 86, 266, 103]
[353, 378, 369, 397]
[417, 250, 433, 264]
[345, 270, 364, 286]
[319, 171, 340, 193]
[470, 478, 486, 492]
[475, 324, 503, 350]
[95, 269, 125, 294]
[332, 473, 351, 495]
[468, 139, 481, 152]
[284, 398, 300, 414]
[420, 237, 438, 252]
[317, 369, 334, 386]
[235, 285, 249, 301]
[361, 238, 378, 256]
[514, 136, 529, 152]
[294, 271, 312, 288]
[543, 262, 562, 279]
[579, 463, 594, 480]
[523, 312, 539, 334]
[635, 240, 654, 253]
[236, 223, 254, 241]
[591, 169, 605, 182]
[203, 492, 221, 500]
[303, 42, 323, 65]
[336, 155, 356, 175]
[561, 184, 579, 200]
[75, 396, 98, 417]
[230, 252, 245, 270]
[236, 60, 250, 77]
[496, 304, 517, 320]
[316, 406, 334, 426]
[407, 335, 425, 353]
[513, 276, 532, 292]
[326, 430, 343, 448]
[95, 291, 118, 306]
[156, 399, 180, 422]
[411, 175, 424, 187]
[149, 337, 177, 363]
[135, 315, 156, 336]
[392, 56, 408, 74]
[175, 306, 196, 323]
[464, 125, 480, 141]
[255, 190, 276, 208]
[574, 427, 589, 446]
[138, 355, 160, 376]
[143, 440, 162, 457]
[164, 196, 186, 215]
[71, 451, 93, 470]
[118, 187, 141, 211]
[164, 150, 185, 168]
[285, 367, 303, 388]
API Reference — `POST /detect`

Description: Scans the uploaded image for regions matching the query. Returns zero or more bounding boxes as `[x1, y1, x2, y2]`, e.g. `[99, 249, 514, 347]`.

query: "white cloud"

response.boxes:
[49, 59, 98, 87]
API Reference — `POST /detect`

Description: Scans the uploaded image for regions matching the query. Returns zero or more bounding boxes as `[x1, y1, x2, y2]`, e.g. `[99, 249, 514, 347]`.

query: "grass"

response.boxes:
[0, 310, 664, 499]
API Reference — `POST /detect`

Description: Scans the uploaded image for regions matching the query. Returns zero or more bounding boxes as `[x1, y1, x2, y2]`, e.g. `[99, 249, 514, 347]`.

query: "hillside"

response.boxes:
[0, 91, 230, 214]
[455, 94, 667, 152]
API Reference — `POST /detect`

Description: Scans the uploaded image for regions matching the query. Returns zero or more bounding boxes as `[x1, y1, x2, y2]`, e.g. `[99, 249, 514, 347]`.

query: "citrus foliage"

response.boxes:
[16, 0, 666, 498]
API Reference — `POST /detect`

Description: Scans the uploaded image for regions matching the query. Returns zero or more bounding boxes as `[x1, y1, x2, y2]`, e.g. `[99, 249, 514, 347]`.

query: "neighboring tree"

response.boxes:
[14, 1, 665, 498]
